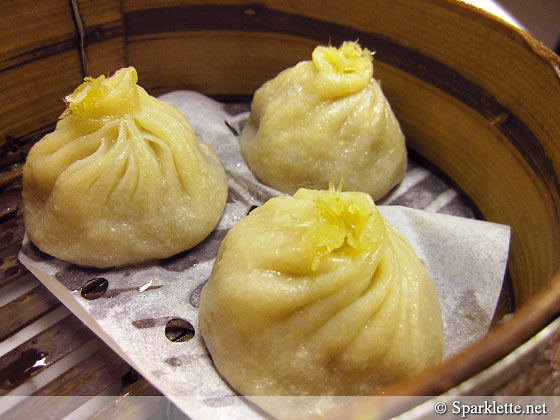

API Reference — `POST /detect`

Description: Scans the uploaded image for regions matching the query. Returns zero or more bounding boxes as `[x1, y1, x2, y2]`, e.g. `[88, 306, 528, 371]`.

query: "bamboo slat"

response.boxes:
[0, 315, 95, 395]
[3, 348, 130, 419]
[0, 285, 62, 342]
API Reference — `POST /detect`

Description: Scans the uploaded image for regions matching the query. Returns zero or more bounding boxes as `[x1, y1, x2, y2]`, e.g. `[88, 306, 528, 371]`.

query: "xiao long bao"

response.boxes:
[22, 67, 228, 268]
[239, 41, 407, 200]
[199, 187, 443, 396]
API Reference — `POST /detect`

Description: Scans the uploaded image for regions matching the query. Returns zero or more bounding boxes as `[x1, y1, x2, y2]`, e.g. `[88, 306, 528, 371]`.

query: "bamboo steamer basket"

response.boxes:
[2, 0, 560, 415]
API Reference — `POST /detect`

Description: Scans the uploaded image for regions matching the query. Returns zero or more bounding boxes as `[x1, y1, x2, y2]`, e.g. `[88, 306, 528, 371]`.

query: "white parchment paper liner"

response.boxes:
[18, 91, 510, 420]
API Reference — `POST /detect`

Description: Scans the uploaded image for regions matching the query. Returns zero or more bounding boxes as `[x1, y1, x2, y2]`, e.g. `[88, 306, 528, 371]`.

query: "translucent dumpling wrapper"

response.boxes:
[23, 67, 228, 268]
[199, 187, 443, 396]
[239, 42, 407, 201]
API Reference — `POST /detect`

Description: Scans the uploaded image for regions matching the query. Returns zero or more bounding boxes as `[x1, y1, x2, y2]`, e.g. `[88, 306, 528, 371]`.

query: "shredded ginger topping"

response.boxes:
[293, 186, 381, 271]
[311, 41, 374, 97]
[313, 41, 373, 75]
[60, 67, 140, 120]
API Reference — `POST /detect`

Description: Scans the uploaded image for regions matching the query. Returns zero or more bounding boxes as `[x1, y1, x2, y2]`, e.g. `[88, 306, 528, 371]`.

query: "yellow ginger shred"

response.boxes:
[293, 186, 378, 271]
[312, 41, 373, 75]
[60, 75, 108, 119]
[59, 67, 140, 120]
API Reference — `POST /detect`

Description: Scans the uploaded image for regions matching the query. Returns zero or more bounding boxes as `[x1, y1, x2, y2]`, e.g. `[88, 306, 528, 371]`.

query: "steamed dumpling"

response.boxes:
[199, 187, 443, 396]
[23, 67, 228, 268]
[239, 42, 406, 201]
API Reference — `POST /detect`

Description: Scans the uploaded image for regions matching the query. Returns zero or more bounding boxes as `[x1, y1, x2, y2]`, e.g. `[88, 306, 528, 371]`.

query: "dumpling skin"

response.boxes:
[22, 67, 228, 268]
[239, 42, 407, 201]
[199, 188, 443, 396]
